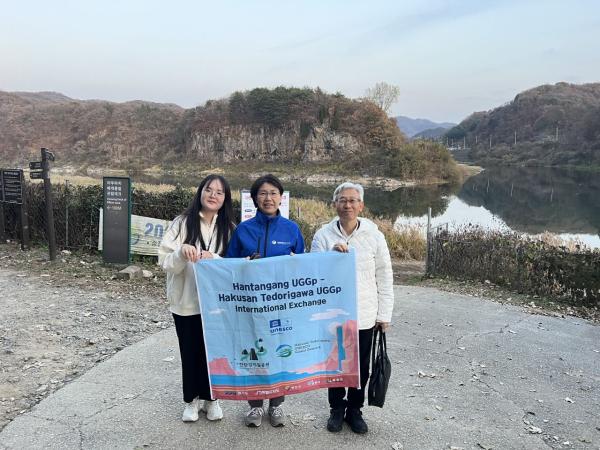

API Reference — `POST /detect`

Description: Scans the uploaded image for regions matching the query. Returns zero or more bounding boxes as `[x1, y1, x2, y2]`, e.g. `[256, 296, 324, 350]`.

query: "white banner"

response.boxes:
[98, 209, 170, 256]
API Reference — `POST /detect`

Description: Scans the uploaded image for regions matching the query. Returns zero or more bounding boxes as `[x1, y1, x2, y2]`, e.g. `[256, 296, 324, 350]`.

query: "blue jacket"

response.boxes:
[226, 210, 305, 258]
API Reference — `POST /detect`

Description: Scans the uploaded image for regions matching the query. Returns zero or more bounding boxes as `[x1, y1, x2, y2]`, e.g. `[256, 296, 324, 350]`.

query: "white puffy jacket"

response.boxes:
[311, 217, 394, 330]
[158, 214, 225, 316]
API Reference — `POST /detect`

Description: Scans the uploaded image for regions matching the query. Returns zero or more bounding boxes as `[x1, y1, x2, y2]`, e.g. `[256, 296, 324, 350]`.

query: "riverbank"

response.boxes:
[50, 159, 481, 191]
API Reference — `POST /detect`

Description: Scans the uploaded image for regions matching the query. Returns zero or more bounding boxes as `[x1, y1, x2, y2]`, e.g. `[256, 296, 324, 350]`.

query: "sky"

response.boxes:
[1, 0, 599, 123]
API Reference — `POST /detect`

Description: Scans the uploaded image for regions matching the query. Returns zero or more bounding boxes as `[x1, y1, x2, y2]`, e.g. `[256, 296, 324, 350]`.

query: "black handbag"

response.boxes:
[368, 327, 391, 408]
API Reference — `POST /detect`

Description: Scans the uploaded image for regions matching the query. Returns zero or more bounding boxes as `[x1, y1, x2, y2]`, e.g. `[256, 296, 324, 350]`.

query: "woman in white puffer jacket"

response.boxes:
[311, 181, 394, 435]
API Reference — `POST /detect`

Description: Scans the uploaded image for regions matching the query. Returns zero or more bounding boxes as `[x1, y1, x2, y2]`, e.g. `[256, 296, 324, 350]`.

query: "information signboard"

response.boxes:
[240, 189, 290, 222]
[1, 169, 24, 204]
[102, 177, 131, 264]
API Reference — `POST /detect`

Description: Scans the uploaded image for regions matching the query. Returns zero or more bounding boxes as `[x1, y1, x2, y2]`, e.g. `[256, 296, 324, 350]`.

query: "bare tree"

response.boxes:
[364, 82, 400, 113]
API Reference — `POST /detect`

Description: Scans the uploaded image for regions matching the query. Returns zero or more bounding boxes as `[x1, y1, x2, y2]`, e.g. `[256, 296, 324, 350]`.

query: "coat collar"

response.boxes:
[254, 209, 281, 225]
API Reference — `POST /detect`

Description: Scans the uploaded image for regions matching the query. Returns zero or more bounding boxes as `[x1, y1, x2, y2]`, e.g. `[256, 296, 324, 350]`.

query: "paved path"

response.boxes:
[1, 286, 599, 450]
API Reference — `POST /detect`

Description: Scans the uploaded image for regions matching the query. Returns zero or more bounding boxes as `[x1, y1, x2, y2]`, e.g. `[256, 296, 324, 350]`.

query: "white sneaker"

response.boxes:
[245, 407, 264, 427]
[201, 400, 223, 421]
[182, 397, 200, 422]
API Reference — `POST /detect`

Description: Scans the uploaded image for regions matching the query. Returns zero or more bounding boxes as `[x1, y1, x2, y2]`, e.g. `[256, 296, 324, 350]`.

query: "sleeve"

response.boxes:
[225, 229, 241, 258]
[294, 225, 305, 255]
[374, 231, 395, 323]
[158, 218, 188, 274]
[310, 229, 327, 253]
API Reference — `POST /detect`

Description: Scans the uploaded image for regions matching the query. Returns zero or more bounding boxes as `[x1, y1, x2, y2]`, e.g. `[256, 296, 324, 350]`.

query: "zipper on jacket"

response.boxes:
[263, 220, 270, 257]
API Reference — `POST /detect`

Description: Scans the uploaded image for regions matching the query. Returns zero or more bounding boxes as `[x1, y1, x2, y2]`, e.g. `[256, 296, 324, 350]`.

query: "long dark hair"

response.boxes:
[177, 175, 234, 256]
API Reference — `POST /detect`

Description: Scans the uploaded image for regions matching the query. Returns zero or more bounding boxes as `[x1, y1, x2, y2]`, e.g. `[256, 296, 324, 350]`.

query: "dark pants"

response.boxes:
[328, 327, 374, 410]
[172, 313, 213, 403]
[249, 396, 284, 408]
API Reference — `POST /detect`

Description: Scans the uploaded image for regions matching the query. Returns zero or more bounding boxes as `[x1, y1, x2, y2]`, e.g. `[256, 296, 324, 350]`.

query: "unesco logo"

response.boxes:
[269, 318, 293, 334]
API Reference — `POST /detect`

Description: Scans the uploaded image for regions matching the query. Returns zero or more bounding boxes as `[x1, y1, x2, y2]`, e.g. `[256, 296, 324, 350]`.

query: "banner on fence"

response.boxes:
[194, 251, 359, 400]
[98, 209, 170, 256]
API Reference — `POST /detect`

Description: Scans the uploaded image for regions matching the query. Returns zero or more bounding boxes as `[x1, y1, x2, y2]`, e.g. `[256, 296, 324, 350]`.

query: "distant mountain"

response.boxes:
[446, 82, 600, 167]
[413, 127, 449, 140]
[394, 115, 455, 137]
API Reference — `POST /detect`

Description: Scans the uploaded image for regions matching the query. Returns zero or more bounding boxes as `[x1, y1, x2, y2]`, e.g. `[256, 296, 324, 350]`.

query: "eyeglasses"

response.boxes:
[257, 190, 280, 198]
[203, 188, 225, 197]
[336, 198, 361, 205]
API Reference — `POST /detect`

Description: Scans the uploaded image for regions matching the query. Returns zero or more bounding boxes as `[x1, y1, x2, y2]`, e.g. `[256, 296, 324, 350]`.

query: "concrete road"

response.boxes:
[1, 286, 598, 450]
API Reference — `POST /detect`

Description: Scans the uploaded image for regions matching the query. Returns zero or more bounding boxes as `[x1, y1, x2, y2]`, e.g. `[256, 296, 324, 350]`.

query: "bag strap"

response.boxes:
[371, 327, 379, 368]
[381, 330, 387, 355]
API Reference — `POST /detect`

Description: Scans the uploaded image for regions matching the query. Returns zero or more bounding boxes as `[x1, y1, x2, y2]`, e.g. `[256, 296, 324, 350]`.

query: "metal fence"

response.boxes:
[0, 181, 242, 253]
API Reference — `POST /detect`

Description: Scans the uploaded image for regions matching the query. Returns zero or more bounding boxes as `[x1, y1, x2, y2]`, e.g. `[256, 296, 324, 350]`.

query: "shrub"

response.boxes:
[428, 226, 600, 306]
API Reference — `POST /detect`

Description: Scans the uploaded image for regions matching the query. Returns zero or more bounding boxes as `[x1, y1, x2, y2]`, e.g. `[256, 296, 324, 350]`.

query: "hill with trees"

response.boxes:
[0, 87, 459, 182]
[446, 82, 600, 168]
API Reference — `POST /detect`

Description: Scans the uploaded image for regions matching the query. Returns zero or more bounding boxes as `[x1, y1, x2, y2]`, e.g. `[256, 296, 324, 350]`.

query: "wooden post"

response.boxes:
[41, 148, 57, 261]
[65, 180, 70, 248]
[20, 170, 30, 250]
[426, 207, 432, 275]
[0, 202, 5, 243]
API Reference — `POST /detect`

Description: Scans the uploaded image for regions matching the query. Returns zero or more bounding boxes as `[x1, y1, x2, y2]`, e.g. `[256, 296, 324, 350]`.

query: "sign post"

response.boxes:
[0, 169, 29, 249]
[38, 148, 57, 260]
[102, 177, 131, 264]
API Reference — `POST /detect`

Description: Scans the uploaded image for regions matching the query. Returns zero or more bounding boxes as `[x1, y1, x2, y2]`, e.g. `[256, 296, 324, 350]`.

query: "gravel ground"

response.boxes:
[1, 244, 597, 433]
[0, 243, 170, 431]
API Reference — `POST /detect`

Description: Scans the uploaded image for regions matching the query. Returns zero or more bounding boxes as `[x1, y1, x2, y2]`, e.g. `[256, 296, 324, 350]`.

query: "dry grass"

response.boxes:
[40, 174, 195, 194]
[534, 231, 589, 251]
[290, 197, 425, 260]
[376, 221, 426, 260]
[291, 198, 334, 227]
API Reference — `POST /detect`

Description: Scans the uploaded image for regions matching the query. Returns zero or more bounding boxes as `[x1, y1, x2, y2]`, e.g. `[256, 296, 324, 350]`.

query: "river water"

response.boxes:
[132, 166, 600, 250]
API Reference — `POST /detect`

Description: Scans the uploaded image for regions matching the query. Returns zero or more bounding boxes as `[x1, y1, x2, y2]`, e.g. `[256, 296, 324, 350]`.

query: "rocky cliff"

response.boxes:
[0, 87, 457, 181]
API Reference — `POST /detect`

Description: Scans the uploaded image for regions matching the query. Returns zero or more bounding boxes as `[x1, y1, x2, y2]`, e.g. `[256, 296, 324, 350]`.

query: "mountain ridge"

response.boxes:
[446, 82, 600, 167]
[0, 88, 459, 182]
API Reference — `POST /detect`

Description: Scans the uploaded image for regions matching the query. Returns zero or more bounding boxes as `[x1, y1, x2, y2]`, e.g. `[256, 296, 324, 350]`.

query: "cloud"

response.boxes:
[209, 308, 226, 315]
[310, 308, 349, 321]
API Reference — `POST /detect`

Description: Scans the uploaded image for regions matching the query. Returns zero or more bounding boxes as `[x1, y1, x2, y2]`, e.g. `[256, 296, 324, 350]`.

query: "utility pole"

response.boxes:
[489, 136, 492, 149]
[514, 130, 517, 145]
[556, 126, 559, 142]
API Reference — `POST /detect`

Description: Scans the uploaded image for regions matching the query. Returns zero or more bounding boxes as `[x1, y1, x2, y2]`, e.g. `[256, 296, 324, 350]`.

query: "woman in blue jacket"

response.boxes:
[226, 174, 305, 427]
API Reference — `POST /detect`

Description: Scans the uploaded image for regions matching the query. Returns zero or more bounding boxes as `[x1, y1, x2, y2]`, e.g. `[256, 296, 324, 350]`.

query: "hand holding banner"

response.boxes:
[194, 251, 359, 400]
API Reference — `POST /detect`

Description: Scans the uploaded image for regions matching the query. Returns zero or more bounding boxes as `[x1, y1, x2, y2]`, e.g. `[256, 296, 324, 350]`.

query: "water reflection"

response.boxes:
[459, 166, 600, 236]
[395, 166, 600, 249]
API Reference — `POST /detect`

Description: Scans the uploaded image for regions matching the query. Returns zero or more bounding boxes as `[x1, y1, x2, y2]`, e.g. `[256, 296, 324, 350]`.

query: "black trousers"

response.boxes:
[172, 313, 213, 403]
[328, 327, 374, 410]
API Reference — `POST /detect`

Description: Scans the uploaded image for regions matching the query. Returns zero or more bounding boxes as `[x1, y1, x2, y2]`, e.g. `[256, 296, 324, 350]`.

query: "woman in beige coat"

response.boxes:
[159, 174, 235, 422]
